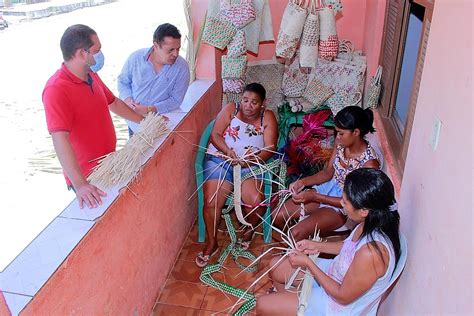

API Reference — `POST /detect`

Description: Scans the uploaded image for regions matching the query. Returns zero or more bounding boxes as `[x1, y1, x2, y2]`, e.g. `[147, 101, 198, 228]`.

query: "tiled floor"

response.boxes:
[152, 217, 281, 315]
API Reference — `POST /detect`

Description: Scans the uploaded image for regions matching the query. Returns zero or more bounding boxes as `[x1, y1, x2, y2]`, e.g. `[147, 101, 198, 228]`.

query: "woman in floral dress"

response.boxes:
[196, 83, 278, 267]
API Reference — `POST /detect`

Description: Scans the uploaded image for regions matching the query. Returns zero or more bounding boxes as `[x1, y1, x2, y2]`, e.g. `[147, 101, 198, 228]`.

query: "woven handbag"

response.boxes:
[299, 0, 319, 68]
[281, 52, 310, 97]
[220, 0, 256, 29]
[202, 16, 237, 50]
[276, 0, 307, 59]
[325, 0, 343, 13]
[220, 0, 231, 11]
[314, 59, 366, 100]
[318, 2, 338, 60]
[241, 0, 269, 54]
[364, 65, 382, 109]
[336, 39, 367, 66]
[339, 39, 353, 52]
[227, 30, 247, 57]
[223, 78, 246, 93]
[303, 78, 334, 108]
[325, 91, 362, 116]
[222, 55, 248, 79]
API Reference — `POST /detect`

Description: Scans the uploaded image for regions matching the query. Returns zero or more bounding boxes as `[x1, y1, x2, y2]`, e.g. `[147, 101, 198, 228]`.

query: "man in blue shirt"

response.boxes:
[118, 23, 190, 135]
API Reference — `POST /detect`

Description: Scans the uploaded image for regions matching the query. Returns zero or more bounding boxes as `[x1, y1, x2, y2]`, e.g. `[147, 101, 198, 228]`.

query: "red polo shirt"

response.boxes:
[43, 63, 117, 185]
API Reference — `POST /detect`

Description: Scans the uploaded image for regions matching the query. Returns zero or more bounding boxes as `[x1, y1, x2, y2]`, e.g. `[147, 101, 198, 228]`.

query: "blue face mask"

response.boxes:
[90, 50, 104, 72]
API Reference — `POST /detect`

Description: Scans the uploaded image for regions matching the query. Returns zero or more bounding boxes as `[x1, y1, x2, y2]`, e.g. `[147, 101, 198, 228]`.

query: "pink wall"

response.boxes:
[0, 292, 11, 316]
[362, 0, 387, 78]
[194, 0, 223, 80]
[379, 1, 473, 314]
[20, 83, 221, 315]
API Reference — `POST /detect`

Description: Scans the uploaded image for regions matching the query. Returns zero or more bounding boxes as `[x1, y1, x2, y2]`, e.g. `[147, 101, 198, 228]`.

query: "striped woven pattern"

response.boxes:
[223, 78, 245, 94]
[282, 53, 309, 98]
[319, 35, 339, 60]
[222, 55, 248, 79]
[303, 78, 334, 108]
[300, 12, 319, 67]
[202, 16, 237, 49]
[276, 1, 307, 58]
[220, 0, 256, 29]
[227, 30, 247, 57]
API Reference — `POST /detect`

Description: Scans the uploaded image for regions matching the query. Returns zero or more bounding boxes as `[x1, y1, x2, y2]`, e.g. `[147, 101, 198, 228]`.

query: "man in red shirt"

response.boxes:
[43, 24, 144, 209]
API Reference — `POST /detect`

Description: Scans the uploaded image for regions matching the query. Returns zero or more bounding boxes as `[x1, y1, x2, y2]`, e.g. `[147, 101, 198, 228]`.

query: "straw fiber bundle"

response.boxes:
[297, 227, 322, 315]
[88, 114, 169, 189]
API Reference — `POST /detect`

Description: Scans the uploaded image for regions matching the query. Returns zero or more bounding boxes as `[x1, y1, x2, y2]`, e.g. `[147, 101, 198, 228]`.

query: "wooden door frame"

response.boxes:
[378, 0, 435, 177]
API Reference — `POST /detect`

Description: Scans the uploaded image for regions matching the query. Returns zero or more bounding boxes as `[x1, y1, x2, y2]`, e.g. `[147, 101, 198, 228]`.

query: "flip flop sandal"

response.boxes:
[239, 240, 251, 251]
[238, 230, 256, 250]
[266, 286, 277, 294]
[195, 248, 219, 268]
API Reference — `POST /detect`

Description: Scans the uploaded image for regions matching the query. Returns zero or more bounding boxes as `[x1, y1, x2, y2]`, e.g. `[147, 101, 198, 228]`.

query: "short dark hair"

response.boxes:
[243, 83, 266, 101]
[60, 24, 96, 61]
[334, 106, 375, 137]
[153, 23, 181, 44]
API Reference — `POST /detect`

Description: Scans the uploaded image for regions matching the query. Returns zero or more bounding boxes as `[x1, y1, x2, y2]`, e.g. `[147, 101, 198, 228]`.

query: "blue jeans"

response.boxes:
[202, 155, 264, 183]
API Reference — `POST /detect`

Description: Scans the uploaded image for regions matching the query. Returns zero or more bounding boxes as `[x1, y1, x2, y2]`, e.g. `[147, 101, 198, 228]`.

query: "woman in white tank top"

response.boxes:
[257, 168, 402, 315]
[196, 83, 278, 268]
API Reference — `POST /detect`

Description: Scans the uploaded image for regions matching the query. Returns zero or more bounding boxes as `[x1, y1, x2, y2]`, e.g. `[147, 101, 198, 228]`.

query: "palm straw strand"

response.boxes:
[88, 113, 168, 189]
[200, 152, 286, 315]
[233, 164, 254, 228]
[297, 224, 322, 315]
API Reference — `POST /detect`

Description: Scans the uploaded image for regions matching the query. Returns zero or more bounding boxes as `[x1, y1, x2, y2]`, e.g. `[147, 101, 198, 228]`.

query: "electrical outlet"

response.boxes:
[430, 118, 442, 150]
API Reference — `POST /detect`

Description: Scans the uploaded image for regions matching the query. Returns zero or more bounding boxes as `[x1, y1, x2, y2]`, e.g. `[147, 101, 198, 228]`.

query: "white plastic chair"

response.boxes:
[373, 234, 408, 314]
[386, 234, 408, 290]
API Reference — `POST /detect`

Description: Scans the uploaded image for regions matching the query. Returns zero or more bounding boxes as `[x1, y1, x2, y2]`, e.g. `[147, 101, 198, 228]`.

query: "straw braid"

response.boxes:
[199, 159, 282, 315]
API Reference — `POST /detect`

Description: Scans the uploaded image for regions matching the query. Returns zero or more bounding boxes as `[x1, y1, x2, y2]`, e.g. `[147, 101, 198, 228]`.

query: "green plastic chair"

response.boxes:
[195, 120, 274, 243]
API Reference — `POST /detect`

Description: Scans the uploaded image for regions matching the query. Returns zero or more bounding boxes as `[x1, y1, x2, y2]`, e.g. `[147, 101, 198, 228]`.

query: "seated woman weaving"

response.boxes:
[257, 168, 402, 315]
[196, 83, 278, 268]
[273, 106, 380, 241]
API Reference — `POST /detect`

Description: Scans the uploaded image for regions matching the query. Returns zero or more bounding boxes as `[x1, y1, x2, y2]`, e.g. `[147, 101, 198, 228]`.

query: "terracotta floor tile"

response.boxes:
[197, 310, 230, 315]
[152, 303, 201, 316]
[158, 279, 207, 309]
[211, 266, 259, 290]
[170, 259, 204, 283]
[162, 219, 289, 314]
[178, 241, 214, 262]
[200, 287, 245, 314]
[184, 234, 202, 246]
[253, 276, 273, 294]
[217, 231, 231, 241]
[188, 224, 200, 242]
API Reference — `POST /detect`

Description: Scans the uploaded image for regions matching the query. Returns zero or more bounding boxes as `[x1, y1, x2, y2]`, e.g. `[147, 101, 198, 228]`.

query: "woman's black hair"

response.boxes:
[243, 82, 266, 101]
[343, 168, 401, 266]
[334, 106, 375, 137]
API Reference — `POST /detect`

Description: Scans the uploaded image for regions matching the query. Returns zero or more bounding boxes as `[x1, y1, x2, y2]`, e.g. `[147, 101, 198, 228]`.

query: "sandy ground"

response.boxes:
[0, 0, 187, 270]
